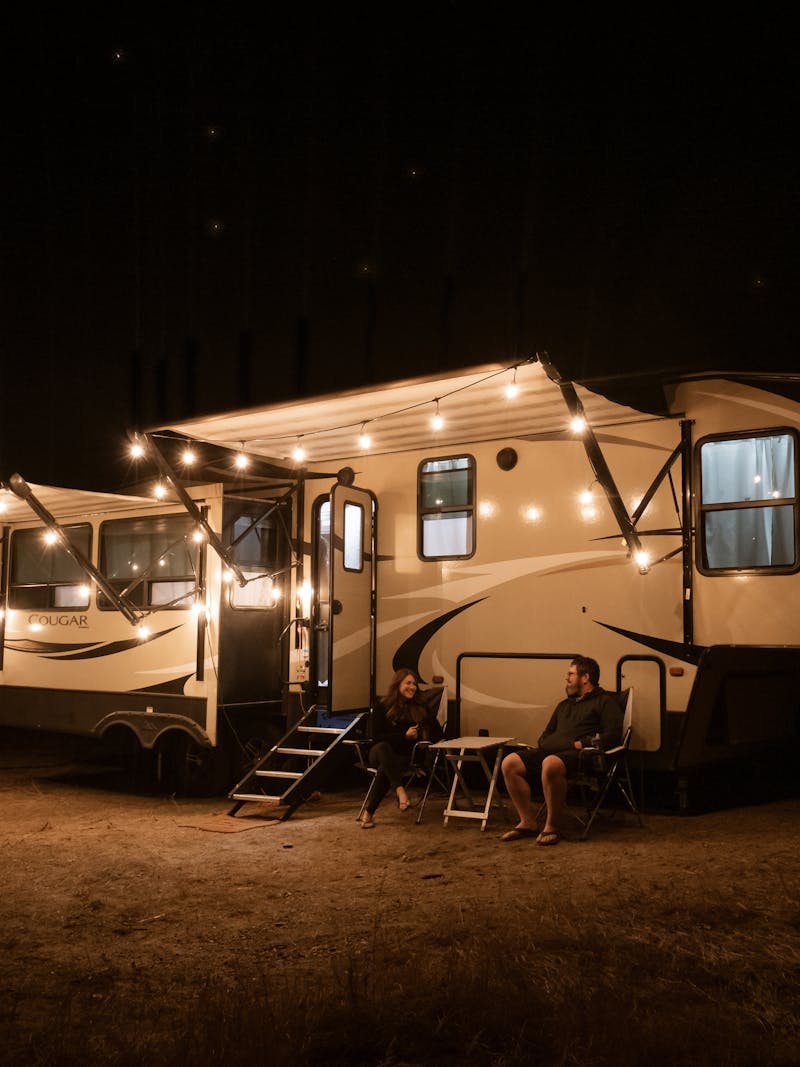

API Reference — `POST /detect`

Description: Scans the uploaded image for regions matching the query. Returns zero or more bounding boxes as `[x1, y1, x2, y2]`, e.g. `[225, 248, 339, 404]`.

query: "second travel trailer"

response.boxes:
[2, 356, 798, 807]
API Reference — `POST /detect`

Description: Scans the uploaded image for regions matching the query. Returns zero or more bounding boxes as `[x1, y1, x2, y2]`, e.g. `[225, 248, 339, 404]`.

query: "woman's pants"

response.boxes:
[365, 741, 409, 813]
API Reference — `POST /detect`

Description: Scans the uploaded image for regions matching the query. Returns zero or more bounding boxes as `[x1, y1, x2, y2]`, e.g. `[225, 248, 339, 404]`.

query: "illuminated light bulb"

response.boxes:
[130, 442, 144, 459]
[136, 624, 150, 640]
[269, 584, 281, 604]
[78, 585, 90, 599]
[431, 400, 444, 431]
[634, 550, 651, 570]
[358, 423, 372, 450]
[524, 505, 542, 522]
[293, 439, 306, 462]
[579, 489, 594, 506]
[570, 415, 587, 434]
[154, 483, 167, 499]
[505, 369, 519, 400]
[235, 451, 249, 470]
[772, 490, 780, 498]
[193, 600, 208, 618]
[222, 570, 234, 583]
[43, 529, 58, 545]
[192, 528, 205, 543]
[157, 559, 165, 568]
[753, 474, 762, 484]
[182, 449, 196, 465]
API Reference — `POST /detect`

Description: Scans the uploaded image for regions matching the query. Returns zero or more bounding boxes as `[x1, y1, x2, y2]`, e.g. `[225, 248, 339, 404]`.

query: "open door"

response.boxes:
[311, 482, 376, 713]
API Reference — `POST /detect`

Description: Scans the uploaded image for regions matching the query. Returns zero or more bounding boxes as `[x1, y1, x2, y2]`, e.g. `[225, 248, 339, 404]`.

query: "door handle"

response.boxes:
[331, 599, 343, 615]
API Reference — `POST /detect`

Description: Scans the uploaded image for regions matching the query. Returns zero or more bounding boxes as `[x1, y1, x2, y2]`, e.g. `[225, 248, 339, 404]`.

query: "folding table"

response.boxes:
[426, 735, 513, 831]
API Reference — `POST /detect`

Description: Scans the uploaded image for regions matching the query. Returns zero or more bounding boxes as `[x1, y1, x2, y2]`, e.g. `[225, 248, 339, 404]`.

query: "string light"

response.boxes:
[192, 528, 205, 543]
[431, 399, 444, 431]
[137, 624, 151, 640]
[570, 415, 587, 434]
[505, 368, 519, 399]
[293, 437, 306, 463]
[43, 529, 58, 545]
[634, 550, 651, 573]
[153, 483, 168, 499]
[182, 448, 196, 465]
[130, 442, 144, 459]
[234, 444, 249, 470]
[358, 423, 372, 450]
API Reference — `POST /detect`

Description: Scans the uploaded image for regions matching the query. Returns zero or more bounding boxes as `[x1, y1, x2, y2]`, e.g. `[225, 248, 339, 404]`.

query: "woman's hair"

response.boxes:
[383, 668, 426, 723]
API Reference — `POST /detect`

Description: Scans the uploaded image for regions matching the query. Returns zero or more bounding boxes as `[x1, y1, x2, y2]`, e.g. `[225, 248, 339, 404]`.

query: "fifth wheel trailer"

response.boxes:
[2, 357, 799, 804]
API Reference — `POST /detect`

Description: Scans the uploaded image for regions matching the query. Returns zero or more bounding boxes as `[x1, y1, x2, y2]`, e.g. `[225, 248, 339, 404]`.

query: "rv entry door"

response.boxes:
[312, 483, 376, 714]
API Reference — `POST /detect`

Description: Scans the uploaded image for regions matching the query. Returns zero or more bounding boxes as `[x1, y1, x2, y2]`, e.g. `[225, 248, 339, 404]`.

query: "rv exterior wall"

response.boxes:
[304, 376, 800, 747]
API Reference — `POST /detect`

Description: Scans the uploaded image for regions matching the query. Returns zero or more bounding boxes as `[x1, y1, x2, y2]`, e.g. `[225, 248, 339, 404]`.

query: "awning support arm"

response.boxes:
[130, 432, 249, 587]
[6, 474, 143, 626]
[538, 353, 647, 566]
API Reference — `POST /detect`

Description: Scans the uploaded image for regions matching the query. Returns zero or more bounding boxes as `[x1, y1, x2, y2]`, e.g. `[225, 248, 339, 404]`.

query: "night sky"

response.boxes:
[2, 10, 797, 490]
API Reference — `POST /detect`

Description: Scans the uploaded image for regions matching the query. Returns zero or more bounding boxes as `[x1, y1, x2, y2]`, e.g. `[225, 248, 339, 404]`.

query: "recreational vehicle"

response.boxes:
[1, 357, 798, 807]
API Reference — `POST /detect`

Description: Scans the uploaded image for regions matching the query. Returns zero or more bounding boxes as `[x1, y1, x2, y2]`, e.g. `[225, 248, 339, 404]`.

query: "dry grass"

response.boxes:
[8, 895, 799, 1067]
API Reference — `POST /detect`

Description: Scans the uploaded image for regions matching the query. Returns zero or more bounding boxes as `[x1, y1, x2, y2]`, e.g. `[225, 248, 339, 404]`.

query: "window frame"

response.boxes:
[695, 426, 800, 576]
[224, 505, 284, 611]
[7, 523, 93, 610]
[98, 513, 200, 611]
[417, 453, 476, 561]
[342, 500, 365, 573]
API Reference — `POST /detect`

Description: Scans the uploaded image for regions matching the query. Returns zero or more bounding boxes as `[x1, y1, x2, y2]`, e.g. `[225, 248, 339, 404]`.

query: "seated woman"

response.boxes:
[359, 668, 443, 829]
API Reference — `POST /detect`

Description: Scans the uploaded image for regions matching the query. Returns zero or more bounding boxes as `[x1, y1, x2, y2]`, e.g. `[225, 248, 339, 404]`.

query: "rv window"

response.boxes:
[226, 510, 282, 610]
[698, 431, 798, 573]
[99, 515, 198, 609]
[343, 501, 364, 571]
[418, 455, 475, 560]
[8, 524, 92, 609]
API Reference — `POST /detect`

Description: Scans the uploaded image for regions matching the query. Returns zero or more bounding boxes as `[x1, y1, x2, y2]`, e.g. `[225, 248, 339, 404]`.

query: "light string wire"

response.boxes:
[148, 357, 536, 454]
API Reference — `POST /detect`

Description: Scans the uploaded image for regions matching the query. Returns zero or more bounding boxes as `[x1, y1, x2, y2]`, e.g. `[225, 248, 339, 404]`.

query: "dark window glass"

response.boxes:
[9, 525, 91, 609]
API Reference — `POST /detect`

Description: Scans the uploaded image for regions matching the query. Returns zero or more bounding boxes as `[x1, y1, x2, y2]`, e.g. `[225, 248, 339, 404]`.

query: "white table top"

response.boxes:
[430, 736, 515, 750]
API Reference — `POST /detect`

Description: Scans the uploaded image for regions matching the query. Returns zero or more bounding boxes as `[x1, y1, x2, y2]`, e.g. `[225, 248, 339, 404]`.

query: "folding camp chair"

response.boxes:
[354, 685, 449, 821]
[573, 688, 643, 839]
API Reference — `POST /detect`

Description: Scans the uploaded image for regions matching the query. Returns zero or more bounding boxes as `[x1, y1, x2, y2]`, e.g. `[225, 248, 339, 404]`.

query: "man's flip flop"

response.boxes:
[500, 827, 539, 842]
[537, 830, 561, 846]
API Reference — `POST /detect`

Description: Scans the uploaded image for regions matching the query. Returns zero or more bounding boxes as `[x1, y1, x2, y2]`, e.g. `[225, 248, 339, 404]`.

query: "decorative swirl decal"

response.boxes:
[595, 621, 706, 665]
[392, 598, 488, 681]
[5, 625, 184, 661]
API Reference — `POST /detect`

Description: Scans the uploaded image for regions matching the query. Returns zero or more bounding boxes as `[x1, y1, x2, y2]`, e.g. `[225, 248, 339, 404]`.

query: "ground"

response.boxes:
[0, 731, 798, 1066]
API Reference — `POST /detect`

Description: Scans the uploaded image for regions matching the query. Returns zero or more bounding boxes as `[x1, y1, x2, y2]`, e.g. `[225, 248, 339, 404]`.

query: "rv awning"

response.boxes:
[156, 360, 665, 465]
[0, 482, 163, 527]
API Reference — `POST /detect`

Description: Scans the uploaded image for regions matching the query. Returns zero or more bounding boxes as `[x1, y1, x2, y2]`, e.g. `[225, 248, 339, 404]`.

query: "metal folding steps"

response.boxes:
[227, 706, 366, 819]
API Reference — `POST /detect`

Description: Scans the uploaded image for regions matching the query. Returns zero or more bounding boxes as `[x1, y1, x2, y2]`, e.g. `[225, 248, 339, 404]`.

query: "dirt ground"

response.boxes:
[1, 730, 799, 1066]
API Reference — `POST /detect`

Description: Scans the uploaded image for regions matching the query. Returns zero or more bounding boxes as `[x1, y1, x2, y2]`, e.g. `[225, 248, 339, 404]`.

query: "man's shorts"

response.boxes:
[518, 747, 581, 779]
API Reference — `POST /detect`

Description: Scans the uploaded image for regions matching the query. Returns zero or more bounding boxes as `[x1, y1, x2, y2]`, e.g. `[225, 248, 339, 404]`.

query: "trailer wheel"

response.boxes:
[155, 731, 230, 797]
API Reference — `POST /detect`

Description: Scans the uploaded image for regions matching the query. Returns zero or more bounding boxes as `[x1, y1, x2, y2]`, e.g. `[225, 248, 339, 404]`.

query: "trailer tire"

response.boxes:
[155, 730, 231, 797]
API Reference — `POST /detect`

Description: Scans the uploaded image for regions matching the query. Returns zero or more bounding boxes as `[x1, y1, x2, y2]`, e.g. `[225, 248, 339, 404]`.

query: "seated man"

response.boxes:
[500, 655, 622, 846]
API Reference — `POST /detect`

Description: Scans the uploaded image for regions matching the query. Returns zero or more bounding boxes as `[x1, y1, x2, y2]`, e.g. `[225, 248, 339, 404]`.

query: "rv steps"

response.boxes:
[227, 705, 366, 820]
